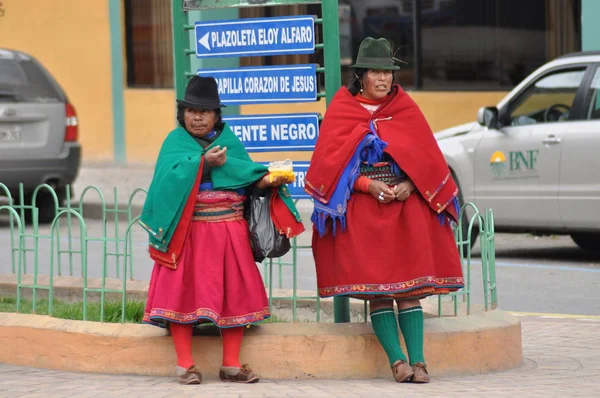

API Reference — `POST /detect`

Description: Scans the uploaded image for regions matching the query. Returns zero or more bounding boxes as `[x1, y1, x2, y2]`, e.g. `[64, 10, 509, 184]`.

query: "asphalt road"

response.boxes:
[1, 215, 599, 316]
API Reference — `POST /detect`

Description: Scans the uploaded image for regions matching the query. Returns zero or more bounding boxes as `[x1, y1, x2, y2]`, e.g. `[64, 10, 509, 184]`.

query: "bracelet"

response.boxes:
[354, 176, 372, 193]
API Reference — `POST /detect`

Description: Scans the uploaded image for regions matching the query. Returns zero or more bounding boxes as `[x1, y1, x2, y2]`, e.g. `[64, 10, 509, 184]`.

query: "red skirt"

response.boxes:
[312, 191, 464, 300]
[143, 191, 269, 328]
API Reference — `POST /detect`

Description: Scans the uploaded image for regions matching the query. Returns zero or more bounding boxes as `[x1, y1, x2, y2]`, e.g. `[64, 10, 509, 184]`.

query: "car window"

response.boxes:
[0, 50, 62, 103]
[508, 68, 585, 126]
[585, 67, 600, 120]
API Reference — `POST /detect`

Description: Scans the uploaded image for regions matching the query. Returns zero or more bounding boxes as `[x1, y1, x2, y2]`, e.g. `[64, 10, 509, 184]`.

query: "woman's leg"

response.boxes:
[370, 299, 413, 382]
[396, 299, 425, 364]
[221, 326, 244, 367]
[219, 326, 259, 383]
[170, 322, 195, 369]
[396, 298, 430, 383]
[170, 322, 203, 384]
[369, 299, 408, 364]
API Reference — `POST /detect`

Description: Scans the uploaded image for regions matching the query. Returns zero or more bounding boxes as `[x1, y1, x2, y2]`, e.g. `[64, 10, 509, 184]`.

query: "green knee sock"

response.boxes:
[398, 306, 425, 365]
[370, 308, 407, 365]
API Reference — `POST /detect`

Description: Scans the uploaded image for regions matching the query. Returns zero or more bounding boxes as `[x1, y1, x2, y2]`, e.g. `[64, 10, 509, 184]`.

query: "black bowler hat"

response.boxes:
[176, 76, 226, 109]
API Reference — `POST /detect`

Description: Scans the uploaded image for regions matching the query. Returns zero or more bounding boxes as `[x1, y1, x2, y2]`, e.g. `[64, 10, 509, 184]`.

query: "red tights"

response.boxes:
[170, 323, 245, 368]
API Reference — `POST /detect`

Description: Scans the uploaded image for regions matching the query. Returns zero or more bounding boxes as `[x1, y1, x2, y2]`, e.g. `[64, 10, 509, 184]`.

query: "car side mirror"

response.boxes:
[477, 107, 499, 129]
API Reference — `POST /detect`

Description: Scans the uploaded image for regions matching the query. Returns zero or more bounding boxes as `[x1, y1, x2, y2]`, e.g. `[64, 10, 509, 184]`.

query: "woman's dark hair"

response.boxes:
[177, 105, 225, 132]
[347, 68, 367, 96]
[347, 68, 396, 96]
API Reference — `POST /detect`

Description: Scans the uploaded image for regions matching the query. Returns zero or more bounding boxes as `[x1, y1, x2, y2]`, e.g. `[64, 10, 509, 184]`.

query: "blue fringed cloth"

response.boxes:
[311, 121, 387, 236]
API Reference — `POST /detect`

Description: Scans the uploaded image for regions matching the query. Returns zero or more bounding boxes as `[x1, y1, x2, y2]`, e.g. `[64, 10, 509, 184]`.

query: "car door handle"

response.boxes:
[542, 136, 562, 145]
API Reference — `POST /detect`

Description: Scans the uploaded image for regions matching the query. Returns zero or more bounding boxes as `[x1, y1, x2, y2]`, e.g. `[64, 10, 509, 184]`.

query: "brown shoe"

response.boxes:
[177, 365, 203, 385]
[391, 360, 414, 383]
[410, 363, 430, 383]
[219, 364, 260, 383]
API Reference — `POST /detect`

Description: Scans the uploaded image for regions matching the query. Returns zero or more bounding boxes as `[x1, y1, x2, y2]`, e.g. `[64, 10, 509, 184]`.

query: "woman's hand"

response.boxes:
[256, 174, 286, 190]
[205, 145, 227, 167]
[393, 180, 415, 201]
[368, 180, 395, 203]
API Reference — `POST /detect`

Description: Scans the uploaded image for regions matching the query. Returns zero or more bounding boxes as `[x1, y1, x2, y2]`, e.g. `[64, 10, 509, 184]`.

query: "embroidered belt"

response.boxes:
[192, 191, 245, 222]
[360, 162, 406, 186]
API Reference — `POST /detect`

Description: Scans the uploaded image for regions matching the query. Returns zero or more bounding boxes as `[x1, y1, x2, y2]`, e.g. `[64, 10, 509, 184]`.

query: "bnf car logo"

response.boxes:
[489, 151, 507, 176]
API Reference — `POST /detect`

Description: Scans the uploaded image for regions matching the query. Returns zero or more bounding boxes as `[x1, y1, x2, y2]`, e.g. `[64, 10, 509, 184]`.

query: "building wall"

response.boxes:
[0, 0, 114, 161]
[123, 88, 175, 162]
[582, 0, 600, 51]
[0, 0, 509, 164]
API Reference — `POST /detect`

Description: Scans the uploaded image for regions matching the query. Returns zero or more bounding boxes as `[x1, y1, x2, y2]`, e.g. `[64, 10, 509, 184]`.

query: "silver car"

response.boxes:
[0, 48, 81, 222]
[436, 51, 600, 253]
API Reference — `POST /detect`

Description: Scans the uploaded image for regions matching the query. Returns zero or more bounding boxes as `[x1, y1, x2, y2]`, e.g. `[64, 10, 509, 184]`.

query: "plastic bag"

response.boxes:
[246, 189, 291, 263]
[268, 159, 296, 183]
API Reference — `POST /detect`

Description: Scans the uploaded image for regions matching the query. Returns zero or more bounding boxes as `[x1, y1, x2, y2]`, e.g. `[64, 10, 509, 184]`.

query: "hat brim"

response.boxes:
[350, 63, 401, 71]
[176, 99, 226, 109]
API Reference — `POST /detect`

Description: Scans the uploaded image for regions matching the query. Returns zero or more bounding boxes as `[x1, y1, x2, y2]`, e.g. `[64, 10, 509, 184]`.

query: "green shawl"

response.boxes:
[139, 124, 269, 251]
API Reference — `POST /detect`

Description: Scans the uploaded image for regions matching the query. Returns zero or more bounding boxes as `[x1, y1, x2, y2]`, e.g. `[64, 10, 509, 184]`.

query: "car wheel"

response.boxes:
[570, 233, 600, 253]
[23, 189, 64, 224]
[452, 173, 479, 257]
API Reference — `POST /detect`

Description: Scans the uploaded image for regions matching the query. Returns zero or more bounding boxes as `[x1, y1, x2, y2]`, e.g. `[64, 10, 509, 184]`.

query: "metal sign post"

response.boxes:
[171, 0, 350, 323]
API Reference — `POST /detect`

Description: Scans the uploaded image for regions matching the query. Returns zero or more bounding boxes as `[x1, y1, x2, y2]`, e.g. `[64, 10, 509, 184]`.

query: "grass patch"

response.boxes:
[0, 296, 145, 323]
[1, 297, 306, 325]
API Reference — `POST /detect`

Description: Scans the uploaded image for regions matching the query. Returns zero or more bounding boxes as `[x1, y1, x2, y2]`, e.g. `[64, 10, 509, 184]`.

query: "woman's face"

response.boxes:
[184, 108, 217, 137]
[361, 69, 394, 101]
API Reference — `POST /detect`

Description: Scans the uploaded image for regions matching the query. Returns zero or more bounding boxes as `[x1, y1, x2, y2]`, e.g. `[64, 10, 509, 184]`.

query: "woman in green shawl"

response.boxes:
[140, 76, 301, 385]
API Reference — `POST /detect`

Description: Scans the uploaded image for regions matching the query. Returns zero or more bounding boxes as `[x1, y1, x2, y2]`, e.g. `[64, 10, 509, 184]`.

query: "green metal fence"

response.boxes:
[439, 203, 497, 316]
[1, 183, 497, 324]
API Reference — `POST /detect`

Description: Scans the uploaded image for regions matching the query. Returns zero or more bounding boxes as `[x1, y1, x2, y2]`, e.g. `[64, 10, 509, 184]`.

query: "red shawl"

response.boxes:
[305, 85, 458, 221]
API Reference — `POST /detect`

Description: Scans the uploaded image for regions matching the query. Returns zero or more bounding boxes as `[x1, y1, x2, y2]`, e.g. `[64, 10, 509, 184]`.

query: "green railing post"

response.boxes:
[172, 0, 190, 102]
[322, 0, 349, 323]
[322, 0, 341, 107]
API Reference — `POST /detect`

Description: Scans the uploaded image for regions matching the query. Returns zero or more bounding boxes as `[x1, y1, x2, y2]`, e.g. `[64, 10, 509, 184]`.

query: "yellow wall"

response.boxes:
[0, 0, 114, 161]
[124, 88, 176, 162]
[410, 91, 507, 131]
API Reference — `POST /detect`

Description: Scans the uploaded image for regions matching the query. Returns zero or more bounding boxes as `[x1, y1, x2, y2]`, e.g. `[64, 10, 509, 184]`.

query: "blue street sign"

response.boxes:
[260, 161, 311, 199]
[224, 113, 319, 152]
[288, 162, 310, 199]
[198, 64, 317, 105]
[195, 16, 315, 58]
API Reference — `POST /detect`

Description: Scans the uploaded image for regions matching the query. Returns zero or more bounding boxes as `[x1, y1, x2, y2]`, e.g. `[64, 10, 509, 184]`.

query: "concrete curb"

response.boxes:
[0, 310, 522, 379]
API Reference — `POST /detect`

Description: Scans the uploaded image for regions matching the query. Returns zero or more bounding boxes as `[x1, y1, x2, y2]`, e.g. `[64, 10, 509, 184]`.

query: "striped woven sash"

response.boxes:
[360, 162, 406, 186]
[192, 191, 245, 222]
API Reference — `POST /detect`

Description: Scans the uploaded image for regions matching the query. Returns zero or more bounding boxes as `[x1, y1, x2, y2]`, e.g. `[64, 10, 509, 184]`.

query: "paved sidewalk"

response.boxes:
[1, 316, 599, 398]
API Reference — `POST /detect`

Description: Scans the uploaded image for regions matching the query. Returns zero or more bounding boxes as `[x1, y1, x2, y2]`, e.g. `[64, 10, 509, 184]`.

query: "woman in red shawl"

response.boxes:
[305, 38, 464, 383]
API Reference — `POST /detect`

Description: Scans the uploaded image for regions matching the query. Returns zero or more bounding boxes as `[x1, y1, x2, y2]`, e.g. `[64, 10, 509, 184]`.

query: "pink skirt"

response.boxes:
[143, 190, 270, 328]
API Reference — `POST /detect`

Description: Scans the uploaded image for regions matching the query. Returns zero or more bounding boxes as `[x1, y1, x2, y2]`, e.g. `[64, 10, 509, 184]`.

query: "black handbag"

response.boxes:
[245, 188, 291, 263]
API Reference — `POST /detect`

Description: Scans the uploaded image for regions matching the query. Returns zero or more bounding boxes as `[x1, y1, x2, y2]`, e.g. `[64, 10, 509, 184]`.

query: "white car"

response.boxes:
[436, 51, 600, 253]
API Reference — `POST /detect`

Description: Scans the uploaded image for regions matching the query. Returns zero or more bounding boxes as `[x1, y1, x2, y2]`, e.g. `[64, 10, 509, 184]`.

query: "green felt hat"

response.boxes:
[350, 37, 401, 71]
